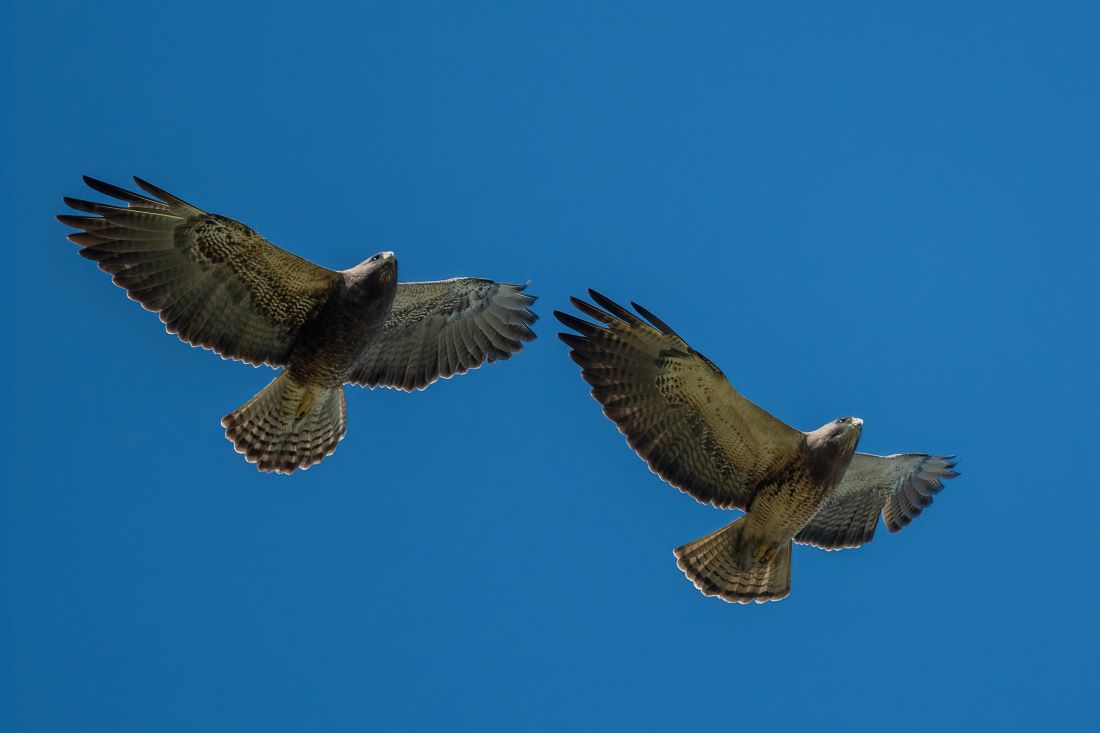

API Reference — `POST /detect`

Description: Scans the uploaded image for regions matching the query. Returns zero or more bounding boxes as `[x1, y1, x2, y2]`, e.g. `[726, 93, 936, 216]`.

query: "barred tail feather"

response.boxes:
[674, 517, 792, 604]
[221, 373, 347, 474]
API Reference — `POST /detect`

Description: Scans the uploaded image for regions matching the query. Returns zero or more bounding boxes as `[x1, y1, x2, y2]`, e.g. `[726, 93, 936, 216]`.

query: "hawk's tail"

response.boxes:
[673, 517, 792, 604]
[221, 373, 347, 474]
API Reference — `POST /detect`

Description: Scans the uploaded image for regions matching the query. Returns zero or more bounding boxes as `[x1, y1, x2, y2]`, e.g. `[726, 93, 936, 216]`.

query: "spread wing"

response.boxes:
[555, 290, 803, 510]
[349, 278, 537, 391]
[796, 453, 960, 550]
[59, 176, 341, 367]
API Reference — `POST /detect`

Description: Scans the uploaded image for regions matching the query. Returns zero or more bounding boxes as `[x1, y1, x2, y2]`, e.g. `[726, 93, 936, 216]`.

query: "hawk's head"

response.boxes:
[809, 413, 858, 453]
[806, 417, 863, 478]
[823, 416, 862, 447]
[354, 251, 397, 286]
[345, 251, 398, 318]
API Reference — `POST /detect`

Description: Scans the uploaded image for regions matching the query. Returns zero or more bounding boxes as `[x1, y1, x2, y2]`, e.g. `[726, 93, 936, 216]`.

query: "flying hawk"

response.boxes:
[555, 290, 958, 604]
[60, 176, 537, 473]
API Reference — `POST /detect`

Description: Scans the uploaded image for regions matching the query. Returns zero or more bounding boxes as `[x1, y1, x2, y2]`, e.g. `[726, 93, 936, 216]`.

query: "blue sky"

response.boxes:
[2, 1, 1098, 730]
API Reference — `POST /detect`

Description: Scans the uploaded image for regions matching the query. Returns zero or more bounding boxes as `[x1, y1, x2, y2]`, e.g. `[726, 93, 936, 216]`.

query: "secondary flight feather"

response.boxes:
[60, 176, 537, 473]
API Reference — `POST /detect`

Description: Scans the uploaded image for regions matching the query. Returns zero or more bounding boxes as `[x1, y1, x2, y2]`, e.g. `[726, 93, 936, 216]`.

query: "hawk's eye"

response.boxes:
[370, 255, 381, 263]
[837, 418, 848, 424]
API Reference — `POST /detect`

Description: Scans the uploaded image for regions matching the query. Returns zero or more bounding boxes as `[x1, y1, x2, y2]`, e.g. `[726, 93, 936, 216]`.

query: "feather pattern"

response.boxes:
[60, 175, 538, 474]
[796, 453, 960, 550]
[59, 176, 340, 367]
[557, 289, 960, 603]
[555, 290, 803, 511]
[350, 278, 537, 391]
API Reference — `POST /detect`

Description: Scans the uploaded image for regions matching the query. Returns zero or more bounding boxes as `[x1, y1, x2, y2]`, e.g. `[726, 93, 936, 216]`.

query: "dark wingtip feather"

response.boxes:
[932, 456, 960, 477]
[553, 310, 581, 329]
[586, 289, 637, 323]
[557, 332, 590, 349]
[568, 351, 596, 368]
[82, 175, 162, 207]
[76, 246, 110, 262]
[132, 176, 199, 210]
[630, 300, 679, 336]
[66, 232, 107, 246]
[502, 280, 536, 299]
[62, 196, 96, 212]
[57, 214, 88, 227]
[81, 175, 114, 192]
[553, 310, 601, 336]
[568, 296, 622, 325]
[82, 175, 127, 197]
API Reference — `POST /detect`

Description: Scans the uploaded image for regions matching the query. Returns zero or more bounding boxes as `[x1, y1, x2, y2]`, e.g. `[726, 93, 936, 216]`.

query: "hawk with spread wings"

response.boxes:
[556, 290, 958, 604]
[60, 176, 537, 473]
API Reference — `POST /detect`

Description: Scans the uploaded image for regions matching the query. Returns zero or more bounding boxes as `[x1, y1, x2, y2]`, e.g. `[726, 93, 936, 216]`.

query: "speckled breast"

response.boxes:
[747, 466, 836, 542]
[287, 286, 393, 385]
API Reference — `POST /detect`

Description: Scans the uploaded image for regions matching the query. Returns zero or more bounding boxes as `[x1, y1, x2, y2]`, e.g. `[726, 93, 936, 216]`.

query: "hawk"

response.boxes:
[60, 176, 537, 473]
[555, 290, 959, 604]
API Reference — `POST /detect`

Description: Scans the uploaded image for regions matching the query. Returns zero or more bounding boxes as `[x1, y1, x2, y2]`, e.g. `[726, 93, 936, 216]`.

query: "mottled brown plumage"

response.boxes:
[61, 176, 537, 473]
[555, 290, 959, 604]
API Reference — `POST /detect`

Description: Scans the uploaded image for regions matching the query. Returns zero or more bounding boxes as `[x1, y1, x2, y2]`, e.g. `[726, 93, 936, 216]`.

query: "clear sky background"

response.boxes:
[3, 2, 1098, 731]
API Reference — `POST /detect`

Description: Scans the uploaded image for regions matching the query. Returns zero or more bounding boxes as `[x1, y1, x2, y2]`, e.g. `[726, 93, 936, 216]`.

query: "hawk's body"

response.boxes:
[61, 176, 537, 473]
[283, 257, 398, 387]
[555, 291, 958, 603]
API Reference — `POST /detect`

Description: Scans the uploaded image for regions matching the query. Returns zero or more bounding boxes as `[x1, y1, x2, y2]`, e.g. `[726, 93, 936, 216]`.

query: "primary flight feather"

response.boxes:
[556, 290, 958, 604]
[60, 176, 537, 473]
